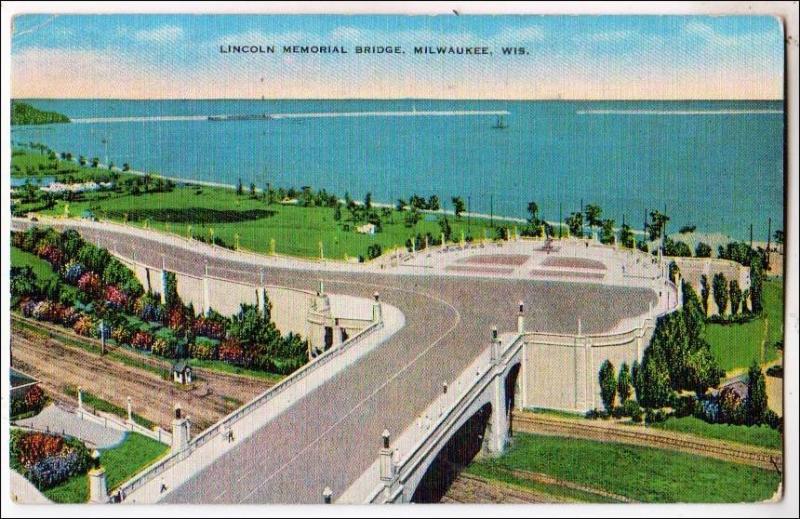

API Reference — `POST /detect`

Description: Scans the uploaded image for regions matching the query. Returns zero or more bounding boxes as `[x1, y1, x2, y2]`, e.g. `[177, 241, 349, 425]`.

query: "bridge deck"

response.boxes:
[13, 220, 655, 503]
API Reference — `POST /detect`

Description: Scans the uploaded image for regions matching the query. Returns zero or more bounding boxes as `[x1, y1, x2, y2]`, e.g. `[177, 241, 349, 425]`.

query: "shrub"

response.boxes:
[131, 331, 154, 351]
[218, 337, 244, 365]
[77, 271, 102, 298]
[151, 337, 176, 358]
[193, 314, 227, 340]
[32, 301, 55, 321]
[111, 325, 133, 345]
[645, 408, 668, 424]
[584, 408, 603, 420]
[190, 337, 219, 360]
[623, 400, 644, 423]
[20, 298, 38, 317]
[27, 439, 91, 490]
[13, 432, 63, 468]
[103, 285, 128, 310]
[62, 261, 85, 284]
[672, 394, 698, 418]
[73, 315, 96, 337]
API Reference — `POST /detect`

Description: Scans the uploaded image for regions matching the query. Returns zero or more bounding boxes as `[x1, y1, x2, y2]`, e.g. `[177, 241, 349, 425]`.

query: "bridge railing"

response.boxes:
[367, 334, 527, 503]
[115, 318, 384, 500]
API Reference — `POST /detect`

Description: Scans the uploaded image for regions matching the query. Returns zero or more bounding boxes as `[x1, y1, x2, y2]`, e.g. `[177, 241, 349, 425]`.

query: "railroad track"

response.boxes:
[511, 412, 782, 472]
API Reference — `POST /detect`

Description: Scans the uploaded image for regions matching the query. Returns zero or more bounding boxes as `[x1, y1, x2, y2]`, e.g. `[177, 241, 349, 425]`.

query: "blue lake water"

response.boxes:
[11, 99, 784, 241]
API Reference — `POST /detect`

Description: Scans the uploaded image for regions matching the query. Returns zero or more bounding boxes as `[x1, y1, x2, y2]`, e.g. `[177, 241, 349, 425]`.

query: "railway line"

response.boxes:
[511, 411, 782, 471]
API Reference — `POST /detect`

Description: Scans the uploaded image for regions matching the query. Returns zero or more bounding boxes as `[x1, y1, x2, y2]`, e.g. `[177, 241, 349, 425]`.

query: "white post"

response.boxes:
[372, 292, 382, 323]
[126, 396, 133, 423]
[89, 468, 108, 503]
[379, 430, 393, 481]
[77, 386, 83, 410]
[171, 406, 190, 454]
[516, 301, 525, 334]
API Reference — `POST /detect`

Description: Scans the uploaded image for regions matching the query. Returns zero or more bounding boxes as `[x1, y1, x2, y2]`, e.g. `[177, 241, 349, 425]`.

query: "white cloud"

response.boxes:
[586, 29, 634, 43]
[133, 25, 185, 44]
[495, 25, 545, 43]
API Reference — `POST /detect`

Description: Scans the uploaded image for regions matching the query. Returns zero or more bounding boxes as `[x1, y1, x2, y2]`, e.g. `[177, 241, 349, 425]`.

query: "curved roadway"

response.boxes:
[13, 221, 656, 503]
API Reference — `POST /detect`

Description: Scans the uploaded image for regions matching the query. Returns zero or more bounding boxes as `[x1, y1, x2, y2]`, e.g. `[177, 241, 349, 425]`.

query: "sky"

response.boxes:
[11, 14, 784, 100]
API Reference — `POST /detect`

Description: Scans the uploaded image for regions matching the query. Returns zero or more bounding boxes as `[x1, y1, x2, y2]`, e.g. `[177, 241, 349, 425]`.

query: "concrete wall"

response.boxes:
[670, 256, 751, 316]
[521, 322, 655, 413]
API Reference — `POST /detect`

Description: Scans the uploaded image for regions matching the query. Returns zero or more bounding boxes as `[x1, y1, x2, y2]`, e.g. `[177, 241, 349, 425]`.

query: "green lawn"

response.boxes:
[651, 416, 781, 450]
[467, 433, 780, 503]
[100, 433, 169, 491]
[11, 246, 59, 282]
[187, 358, 283, 383]
[42, 432, 168, 503]
[705, 278, 784, 373]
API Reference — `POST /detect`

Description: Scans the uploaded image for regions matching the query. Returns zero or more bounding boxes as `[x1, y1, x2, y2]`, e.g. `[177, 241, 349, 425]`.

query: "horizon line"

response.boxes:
[13, 97, 785, 102]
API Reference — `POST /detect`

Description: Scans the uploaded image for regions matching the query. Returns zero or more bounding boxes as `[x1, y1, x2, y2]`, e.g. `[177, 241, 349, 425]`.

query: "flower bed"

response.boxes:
[10, 430, 92, 491]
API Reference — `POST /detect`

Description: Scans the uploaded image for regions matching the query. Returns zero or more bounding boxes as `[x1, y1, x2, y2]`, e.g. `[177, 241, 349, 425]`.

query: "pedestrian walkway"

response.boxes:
[15, 404, 126, 448]
[9, 470, 51, 504]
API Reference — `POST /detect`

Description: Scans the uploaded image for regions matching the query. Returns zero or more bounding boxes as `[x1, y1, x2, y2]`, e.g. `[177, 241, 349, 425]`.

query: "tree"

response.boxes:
[745, 361, 768, 425]
[617, 363, 632, 405]
[565, 212, 583, 237]
[598, 360, 617, 414]
[637, 352, 671, 408]
[452, 197, 466, 218]
[439, 217, 453, 243]
[619, 224, 634, 248]
[584, 204, 602, 236]
[599, 219, 616, 245]
[364, 192, 372, 210]
[427, 195, 440, 211]
[249, 182, 256, 198]
[91, 157, 100, 168]
[646, 210, 670, 242]
[526, 201, 539, 225]
[700, 274, 710, 316]
[773, 229, 784, 248]
[712, 272, 728, 316]
[396, 198, 407, 211]
[695, 242, 712, 258]
[236, 178, 243, 196]
[333, 203, 342, 221]
[631, 360, 641, 401]
[729, 280, 742, 315]
[404, 208, 421, 228]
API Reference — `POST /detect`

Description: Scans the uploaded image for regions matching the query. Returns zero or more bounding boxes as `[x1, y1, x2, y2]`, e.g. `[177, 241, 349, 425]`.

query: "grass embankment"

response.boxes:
[651, 416, 781, 450]
[466, 433, 780, 503]
[11, 246, 60, 281]
[705, 278, 783, 373]
[43, 432, 168, 503]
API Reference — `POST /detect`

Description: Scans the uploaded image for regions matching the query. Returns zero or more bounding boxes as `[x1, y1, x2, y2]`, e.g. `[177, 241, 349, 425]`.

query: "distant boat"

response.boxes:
[492, 114, 508, 129]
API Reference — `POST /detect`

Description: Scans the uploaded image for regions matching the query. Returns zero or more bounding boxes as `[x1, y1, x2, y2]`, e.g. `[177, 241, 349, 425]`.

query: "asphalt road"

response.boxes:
[12, 221, 655, 503]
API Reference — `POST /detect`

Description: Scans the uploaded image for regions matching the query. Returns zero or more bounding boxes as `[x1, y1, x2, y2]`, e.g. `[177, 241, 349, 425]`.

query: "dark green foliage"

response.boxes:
[599, 219, 616, 245]
[619, 224, 635, 248]
[11, 101, 70, 125]
[366, 243, 382, 260]
[646, 210, 670, 241]
[700, 274, 710, 316]
[745, 362, 768, 426]
[451, 196, 466, 218]
[598, 360, 617, 414]
[664, 237, 692, 257]
[712, 272, 728, 316]
[729, 280, 743, 315]
[695, 242, 712, 258]
[617, 363, 632, 404]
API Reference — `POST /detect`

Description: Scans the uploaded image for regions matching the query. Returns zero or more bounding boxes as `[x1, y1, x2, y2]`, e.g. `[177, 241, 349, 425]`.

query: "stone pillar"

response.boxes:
[77, 386, 83, 410]
[257, 287, 266, 314]
[490, 326, 500, 364]
[485, 374, 508, 455]
[516, 301, 525, 334]
[89, 467, 108, 503]
[379, 430, 394, 482]
[88, 450, 107, 503]
[520, 342, 529, 410]
[372, 292, 382, 323]
[171, 406, 190, 454]
[126, 396, 133, 423]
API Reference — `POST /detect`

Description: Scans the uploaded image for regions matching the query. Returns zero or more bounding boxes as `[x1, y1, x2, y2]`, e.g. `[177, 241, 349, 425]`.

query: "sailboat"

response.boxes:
[492, 114, 508, 129]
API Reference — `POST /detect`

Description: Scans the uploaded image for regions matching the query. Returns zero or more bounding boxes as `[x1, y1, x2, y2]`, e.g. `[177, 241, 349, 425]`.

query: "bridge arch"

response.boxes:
[409, 403, 493, 503]
[504, 362, 522, 437]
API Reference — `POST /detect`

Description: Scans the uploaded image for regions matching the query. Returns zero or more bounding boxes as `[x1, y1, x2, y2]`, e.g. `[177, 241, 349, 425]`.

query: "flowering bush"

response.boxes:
[131, 331, 155, 351]
[218, 337, 244, 365]
[103, 285, 128, 310]
[193, 315, 227, 340]
[151, 337, 176, 358]
[73, 315, 96, 337]
[60, 306, 80, 327]
[62, 261, 85, 284]
[13, 432, 63, 468]
[24, 385, 45, 412]
[27, 441, 91, 490]
[166, 306, 188, 331]
[36, 243, 65, 269]
[111, 326, 133, 346]
[190, 337, 218, 360]
[19, 298, 38, 317]
[134, 294, 163, 322]
[77, 272, 102, 298]
[31, 301, 55, 321]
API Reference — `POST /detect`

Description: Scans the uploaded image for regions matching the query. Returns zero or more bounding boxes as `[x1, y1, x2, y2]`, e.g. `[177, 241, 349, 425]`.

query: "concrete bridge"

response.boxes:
[12, 216, 682, 503]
